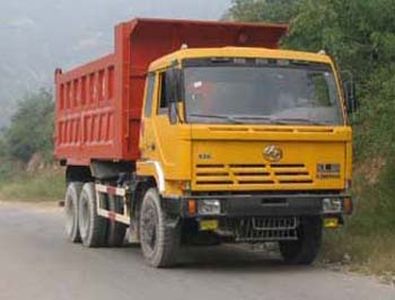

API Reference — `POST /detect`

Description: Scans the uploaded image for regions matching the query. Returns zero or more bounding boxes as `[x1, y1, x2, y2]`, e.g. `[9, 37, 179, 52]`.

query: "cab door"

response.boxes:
[141, 69, 191, 182]
[139, 73, 156, 160]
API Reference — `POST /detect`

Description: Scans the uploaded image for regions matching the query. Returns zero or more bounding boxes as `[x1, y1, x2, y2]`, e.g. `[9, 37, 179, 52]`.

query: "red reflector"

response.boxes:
[108, 211, 116, 221]
[107, 186, 117, 195]
[344, 198, 353, 215]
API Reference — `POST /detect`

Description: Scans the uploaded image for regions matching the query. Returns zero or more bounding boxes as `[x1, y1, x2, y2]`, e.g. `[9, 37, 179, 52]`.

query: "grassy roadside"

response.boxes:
[0, 168, 64, 202]
[320, 160, 395, 281]
[321, 230, 395, 278]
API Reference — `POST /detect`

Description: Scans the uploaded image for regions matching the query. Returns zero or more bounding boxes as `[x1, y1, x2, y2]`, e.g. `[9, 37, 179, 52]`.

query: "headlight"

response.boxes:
[198, 199, 221, 215]
[322, 198, 342, 214]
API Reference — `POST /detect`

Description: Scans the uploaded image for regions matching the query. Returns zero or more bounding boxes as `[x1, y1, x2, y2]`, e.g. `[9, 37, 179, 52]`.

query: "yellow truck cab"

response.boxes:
[136, 46, 352, 265]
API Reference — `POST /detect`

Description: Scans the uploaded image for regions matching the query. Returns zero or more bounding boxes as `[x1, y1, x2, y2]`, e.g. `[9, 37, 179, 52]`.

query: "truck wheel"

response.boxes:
[139, 188, 179, 268]
[106, 195, 127, 247]
[279, 216, 322, 265]
[78, 182, 107, 247]
[64, 182, 83, 243]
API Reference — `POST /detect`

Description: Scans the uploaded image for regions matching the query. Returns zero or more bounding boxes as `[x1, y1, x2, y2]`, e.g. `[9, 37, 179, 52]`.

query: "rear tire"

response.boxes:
[279, 216, 322, 265]
[64, 182, 83, 243]
[106, 195, 127, 247]
[78, 182, 107, 247]
[139, 188, 179, 268]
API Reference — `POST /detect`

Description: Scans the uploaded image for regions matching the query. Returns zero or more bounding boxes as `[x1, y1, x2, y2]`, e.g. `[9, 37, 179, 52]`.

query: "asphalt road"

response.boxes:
[0, 202, 393, 300]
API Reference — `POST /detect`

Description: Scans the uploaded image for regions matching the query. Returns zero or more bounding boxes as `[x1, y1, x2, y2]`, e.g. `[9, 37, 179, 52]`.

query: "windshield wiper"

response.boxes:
[188, 113, 244, 124]
[189, 114, 330, 126]
[271, 117, 329, 125]
[231, 115, 276, 123]
[226, 115, 331, 125]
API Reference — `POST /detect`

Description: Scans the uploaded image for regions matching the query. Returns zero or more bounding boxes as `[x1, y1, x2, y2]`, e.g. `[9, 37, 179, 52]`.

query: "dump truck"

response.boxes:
[55, 18, 354, 268]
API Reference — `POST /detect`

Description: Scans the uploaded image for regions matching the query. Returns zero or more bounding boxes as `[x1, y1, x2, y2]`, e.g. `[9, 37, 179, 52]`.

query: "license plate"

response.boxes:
[199, 219, 219, 231]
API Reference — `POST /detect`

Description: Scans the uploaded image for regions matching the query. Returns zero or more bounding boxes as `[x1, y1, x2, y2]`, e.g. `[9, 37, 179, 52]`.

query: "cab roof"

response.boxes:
[149, 47, 333, 71]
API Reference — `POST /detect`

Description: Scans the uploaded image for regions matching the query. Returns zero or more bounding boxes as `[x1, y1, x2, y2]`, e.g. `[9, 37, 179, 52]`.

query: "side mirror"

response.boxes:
[341, 70, 358, 114]
[165, 68, 182, 104]
[165, 68, 182, 124]
[343, 80, 358, 114]
[168, 102, 178, 124]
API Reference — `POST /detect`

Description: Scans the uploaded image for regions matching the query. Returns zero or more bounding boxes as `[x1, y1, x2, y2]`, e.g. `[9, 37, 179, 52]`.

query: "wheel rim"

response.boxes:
[79, 196, 90, 239]
[141, 202, 159, 255]
[65, 197, 74, 236]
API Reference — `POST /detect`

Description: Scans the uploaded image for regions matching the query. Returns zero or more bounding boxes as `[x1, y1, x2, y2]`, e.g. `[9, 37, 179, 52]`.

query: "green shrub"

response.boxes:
[4, 89, 54, 163]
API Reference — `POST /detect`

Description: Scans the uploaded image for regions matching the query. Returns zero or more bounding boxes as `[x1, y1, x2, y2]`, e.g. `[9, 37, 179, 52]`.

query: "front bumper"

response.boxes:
[164, 193, 352, 218]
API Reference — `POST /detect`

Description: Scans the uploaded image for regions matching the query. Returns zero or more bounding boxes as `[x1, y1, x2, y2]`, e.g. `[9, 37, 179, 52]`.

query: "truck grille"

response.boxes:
[220, 217, 299, 242]
[194, 163, 313, 187]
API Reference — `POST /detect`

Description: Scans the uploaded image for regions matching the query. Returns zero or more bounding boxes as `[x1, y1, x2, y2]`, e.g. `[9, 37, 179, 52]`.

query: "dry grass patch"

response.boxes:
[0, 169, 64, 202]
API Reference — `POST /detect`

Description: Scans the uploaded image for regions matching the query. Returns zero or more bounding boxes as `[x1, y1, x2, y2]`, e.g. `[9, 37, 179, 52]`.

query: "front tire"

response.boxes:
[279, 216, 322, 265]
[78, 182, 108, 247]
[139, 188, 179, 268]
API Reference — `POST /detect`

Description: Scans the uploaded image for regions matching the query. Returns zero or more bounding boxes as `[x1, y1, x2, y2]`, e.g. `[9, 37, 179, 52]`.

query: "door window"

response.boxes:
[144, 73, 155, 118]
[158, 72, 168, 114]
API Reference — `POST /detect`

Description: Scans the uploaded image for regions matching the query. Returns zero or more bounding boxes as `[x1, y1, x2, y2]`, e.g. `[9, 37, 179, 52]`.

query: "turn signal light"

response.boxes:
[187, 199, 197, 216]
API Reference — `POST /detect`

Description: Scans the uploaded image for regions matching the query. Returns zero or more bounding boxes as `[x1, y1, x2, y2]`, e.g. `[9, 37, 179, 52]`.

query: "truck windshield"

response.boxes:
[183, 61, 343, 125]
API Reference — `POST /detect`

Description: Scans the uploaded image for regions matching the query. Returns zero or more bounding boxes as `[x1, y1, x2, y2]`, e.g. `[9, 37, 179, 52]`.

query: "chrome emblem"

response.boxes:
[263, 145, 283, 162]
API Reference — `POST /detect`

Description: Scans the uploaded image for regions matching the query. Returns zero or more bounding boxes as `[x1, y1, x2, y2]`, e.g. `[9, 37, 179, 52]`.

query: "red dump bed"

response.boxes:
[54, 18, 287, 165]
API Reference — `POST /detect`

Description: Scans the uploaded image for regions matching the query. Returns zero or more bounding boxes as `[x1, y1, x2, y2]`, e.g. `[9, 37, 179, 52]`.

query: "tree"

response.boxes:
[5, 89, 54, 163]
[0, 126, 7, 158]
[228, 0, 301, 23]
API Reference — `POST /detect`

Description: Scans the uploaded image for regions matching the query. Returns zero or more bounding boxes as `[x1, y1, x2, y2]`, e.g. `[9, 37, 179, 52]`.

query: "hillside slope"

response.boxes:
[0, 0, 231, 127]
